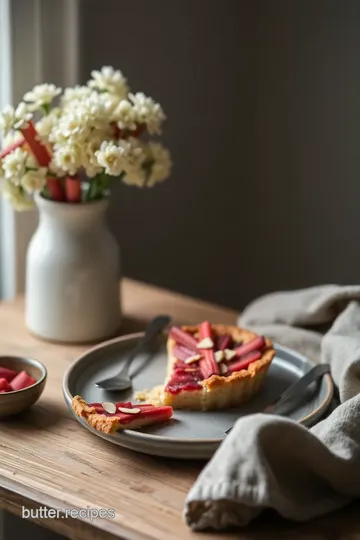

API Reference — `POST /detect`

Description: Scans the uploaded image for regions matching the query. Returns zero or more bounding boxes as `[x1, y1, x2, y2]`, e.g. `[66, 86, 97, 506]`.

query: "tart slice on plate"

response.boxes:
[157, 321, 275, 411]
[72, 396, 173, 434]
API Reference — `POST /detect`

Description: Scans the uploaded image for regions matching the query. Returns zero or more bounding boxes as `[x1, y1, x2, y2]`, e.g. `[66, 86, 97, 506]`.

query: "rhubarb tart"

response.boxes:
[158, 322, 275, 411]
[72, 396, 173, 434]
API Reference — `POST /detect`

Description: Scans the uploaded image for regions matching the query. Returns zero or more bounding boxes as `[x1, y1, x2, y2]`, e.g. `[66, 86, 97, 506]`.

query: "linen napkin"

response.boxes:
[184, 284, 360, 530]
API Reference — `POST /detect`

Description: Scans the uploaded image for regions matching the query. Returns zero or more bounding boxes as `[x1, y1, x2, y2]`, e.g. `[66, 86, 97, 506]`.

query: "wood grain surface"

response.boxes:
[0, 278, 358, 540]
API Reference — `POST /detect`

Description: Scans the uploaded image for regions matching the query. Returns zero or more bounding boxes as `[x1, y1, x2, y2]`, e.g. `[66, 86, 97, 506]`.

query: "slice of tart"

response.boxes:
[157, 321, 275, 411]
[72, 395, 173, 434]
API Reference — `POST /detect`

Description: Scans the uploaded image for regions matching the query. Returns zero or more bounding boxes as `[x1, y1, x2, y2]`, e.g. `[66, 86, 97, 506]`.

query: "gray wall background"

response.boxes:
[80, 0, 360, 309]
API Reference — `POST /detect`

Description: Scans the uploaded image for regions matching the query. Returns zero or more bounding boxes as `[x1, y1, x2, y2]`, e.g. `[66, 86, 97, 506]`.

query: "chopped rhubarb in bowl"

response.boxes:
[0, 355, 47, 418]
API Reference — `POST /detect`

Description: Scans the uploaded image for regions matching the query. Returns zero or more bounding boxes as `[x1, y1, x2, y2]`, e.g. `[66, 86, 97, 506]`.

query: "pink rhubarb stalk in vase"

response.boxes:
[21, 121, 51, 167]
[65, 176, 82, 203]
[0, 138, 25, 158]
[47, 178, 65, 202]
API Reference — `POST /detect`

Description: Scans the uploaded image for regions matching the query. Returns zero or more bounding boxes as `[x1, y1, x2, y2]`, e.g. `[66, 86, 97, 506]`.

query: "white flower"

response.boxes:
[0, 101, 33, 135]
[80, 93, 113, 127]
[83, 159, 102, 179]
[56, 110, 91, 142]
[25, 153, 38, 169]
[2, 130, 23, 148]
[1, 180, 34, 211]
[145, 142, 172, 186]
[2, 147, 28, 180]
[0, 102, 31, 136]
[122, 166, 146, 187]
[23, 84, 61, 110]
[55, 94, 112, 142]
[20, 168, 47, 194]
[52, 144, 82, 176]
[87, 128, 109, 147]
[87, 90, 121, 116]
[35, 114, 57, 144]
[88, 66, 128, 98]
[50, 104, 112, 148]
[113, 100, 136, 131]
[95, 140, 128, 176]
[82, 140, 103, 178]
[128, 92, 165, 134]
[120, 137, 147, 187]
[47, 161, 65, 178]
[13, 102, 33, 129]
[61, 85, 92, 106]
[0, 105, 16, 135]
[99, 92, 122, 114]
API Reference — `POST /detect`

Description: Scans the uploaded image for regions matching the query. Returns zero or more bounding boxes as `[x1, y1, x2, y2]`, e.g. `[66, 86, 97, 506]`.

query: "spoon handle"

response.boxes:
[267, 363, 331, 415]
[225, 363, 331, 435]
[118, 315, 172, 373]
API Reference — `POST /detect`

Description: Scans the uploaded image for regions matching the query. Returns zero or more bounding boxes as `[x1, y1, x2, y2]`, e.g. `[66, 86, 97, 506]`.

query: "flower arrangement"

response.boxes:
[0, 66, 172, 209]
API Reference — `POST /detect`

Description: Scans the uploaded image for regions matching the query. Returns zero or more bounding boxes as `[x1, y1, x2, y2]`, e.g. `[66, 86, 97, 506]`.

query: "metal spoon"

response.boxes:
[95, 315, 171, 391]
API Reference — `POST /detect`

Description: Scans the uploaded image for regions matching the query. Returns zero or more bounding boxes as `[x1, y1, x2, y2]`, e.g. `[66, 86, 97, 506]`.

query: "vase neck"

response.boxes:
[35, 195, 109, 232]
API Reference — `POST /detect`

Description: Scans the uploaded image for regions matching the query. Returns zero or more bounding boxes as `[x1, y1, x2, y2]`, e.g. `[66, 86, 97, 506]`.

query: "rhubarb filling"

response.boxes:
[88, 401, 173, 424]
[165, 365, 203, 394]
[165, 322, 268, 393]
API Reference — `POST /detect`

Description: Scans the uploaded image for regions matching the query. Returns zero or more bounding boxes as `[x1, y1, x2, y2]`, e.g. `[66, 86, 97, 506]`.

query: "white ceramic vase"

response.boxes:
[25, 194, 122, 343]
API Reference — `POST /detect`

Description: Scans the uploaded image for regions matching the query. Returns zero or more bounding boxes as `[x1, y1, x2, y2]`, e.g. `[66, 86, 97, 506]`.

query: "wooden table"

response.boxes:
[0, 279, 358, 540]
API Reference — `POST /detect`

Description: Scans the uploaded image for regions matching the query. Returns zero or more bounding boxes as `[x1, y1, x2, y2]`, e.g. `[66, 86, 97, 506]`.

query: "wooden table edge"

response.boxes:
[0, 476, 148, 540]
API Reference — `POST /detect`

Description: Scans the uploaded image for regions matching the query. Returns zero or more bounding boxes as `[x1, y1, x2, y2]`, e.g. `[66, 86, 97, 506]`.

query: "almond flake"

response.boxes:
[118, 406, 141, 414]
[214, 350, 224, 363]
[185, 354, 202, 364]
[224, 348, 236, 361]
[220, 363, 228, 375]
[102, 401, 116, 414]
[196, 337, 214, 349]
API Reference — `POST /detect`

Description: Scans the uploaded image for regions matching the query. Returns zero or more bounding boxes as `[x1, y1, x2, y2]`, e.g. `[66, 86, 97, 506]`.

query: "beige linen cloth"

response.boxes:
[184, 285, 360, 530]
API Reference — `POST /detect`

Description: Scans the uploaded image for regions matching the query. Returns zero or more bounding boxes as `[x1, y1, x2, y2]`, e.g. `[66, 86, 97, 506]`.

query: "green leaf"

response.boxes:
[41, 103, 51, 116]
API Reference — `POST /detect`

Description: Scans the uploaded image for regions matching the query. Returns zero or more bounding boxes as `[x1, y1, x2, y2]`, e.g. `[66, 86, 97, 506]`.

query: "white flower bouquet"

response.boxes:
[0, 66, 172, 209]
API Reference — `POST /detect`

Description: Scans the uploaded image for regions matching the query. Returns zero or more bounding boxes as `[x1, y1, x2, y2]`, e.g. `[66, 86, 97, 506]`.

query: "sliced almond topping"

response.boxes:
[196, 337, 214, 349]
[118, 406, 141, 414]
[102, 401, 116, 414]
[220, 363, 228, 375]
[185, 367, 198, 372]
[214, 350, 224, 363]
[224, 348, 237, 361]
[185, 354, 202, 364]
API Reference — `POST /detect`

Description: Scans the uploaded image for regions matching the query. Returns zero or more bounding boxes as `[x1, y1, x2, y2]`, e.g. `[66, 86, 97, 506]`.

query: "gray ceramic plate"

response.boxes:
[63, 333, 334, 459]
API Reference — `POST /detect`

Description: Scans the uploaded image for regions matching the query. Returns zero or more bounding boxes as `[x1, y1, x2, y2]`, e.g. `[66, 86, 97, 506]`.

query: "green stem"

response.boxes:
[85, 172, 111, 202]
[85, 179, 98, 202]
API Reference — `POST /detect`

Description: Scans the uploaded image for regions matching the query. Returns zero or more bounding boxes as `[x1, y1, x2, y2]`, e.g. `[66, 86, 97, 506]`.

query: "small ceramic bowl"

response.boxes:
[0, 356, 47, 418]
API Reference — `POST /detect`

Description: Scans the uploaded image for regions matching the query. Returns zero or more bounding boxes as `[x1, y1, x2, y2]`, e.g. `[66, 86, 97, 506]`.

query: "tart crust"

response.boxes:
[72, 395, 173, 434]
[161, 324, 275, 411]
[72, 396, 122, 434]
